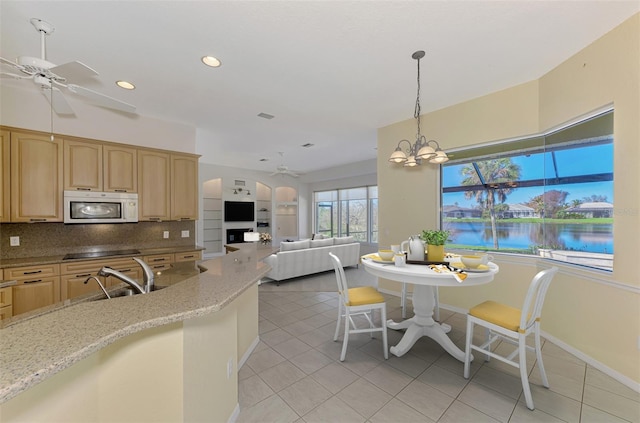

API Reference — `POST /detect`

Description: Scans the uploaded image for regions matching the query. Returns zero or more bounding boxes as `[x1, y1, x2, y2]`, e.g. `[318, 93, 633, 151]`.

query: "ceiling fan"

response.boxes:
[270, 152, 300, 178]
[0, 18, 136, 116]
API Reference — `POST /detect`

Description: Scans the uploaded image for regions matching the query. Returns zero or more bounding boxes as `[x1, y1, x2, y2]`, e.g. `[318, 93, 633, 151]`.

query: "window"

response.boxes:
[441, 111, 613, 271]
[314, 186, 378, 243]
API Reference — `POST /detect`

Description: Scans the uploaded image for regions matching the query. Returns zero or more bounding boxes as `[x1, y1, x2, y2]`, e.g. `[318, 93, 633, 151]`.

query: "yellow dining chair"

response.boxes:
[463, 267, 559, 410]
[330, 252, 388, 361]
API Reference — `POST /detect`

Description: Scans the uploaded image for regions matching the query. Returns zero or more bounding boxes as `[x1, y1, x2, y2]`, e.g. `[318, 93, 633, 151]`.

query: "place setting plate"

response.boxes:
[449, 262, 492, 273]
[363, 254, 395, 264]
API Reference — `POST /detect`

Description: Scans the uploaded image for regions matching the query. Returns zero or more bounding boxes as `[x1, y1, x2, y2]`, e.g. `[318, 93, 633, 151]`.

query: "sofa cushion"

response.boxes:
[334, 236, 355, 245]
[310, 238, 334, 248]
[280, 240, 310, 251]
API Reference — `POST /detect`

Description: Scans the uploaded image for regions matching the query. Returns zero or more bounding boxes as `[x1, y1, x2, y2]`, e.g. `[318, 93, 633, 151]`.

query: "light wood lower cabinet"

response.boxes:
[0, 286, 13, 320]
[60, 257, 143, 300]
[143, 254, 174, 272]
[6, 264, 61, 316]
[174, 250, 202, 262]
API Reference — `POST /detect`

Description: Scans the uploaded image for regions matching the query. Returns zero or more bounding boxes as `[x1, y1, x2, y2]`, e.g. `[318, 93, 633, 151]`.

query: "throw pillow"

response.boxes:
[334, 236, 355, 245]
[280, 240, 310, 251]
[310, 238, 334, 248]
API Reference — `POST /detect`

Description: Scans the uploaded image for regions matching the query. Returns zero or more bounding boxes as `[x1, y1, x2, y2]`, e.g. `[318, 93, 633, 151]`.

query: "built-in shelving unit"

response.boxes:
[275, 186, 298, 239]
[203, 178, 222, 254]
[256, 182, 272, 237]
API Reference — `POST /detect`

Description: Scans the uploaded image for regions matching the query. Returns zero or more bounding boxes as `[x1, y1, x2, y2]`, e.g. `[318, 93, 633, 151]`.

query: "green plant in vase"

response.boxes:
[420, 230, 450, 262]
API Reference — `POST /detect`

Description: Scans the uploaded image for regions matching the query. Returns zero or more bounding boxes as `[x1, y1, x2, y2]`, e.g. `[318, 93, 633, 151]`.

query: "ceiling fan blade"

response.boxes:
[1, 71, 32, 80]
[50, 61, 98, 81]
[0, 56, 21, 70]
[67, 84, 136, 113]
[42, 87, 76, 115]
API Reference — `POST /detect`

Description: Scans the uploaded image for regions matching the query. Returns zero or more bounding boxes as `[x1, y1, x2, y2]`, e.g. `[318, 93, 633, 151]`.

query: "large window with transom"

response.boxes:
[441, 110, 613, 271]
[314, 186, 378, 243]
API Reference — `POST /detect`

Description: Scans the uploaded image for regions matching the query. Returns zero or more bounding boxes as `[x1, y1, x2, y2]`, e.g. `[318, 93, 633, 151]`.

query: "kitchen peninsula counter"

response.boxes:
[0, 243, 275, 413]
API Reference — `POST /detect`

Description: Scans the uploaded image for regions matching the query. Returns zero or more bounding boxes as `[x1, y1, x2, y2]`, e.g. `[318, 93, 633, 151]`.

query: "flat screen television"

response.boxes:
[224, 201, 254, 222]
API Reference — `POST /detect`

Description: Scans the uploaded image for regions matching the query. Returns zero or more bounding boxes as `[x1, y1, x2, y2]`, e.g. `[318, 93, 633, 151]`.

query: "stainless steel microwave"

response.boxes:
[64, 191, 138, 224]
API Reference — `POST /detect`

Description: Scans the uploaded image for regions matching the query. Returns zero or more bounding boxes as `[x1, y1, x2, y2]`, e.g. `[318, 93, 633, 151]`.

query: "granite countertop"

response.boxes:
[0, 245, 206, 269]
[0, 280, 17, 289]
[0, 243, 275, 404]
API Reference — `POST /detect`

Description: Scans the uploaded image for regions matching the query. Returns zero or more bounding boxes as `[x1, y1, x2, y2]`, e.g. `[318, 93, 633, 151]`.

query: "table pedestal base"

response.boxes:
[387, 284, 467, 362]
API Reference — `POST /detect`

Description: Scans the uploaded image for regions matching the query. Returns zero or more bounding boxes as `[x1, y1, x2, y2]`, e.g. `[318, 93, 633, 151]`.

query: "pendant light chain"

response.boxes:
[414, 55, 422, 141]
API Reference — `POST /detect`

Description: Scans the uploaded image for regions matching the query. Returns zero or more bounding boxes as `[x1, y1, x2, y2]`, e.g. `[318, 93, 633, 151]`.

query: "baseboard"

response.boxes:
[227, 403, 240, 423]
[239, 335, 260, 369]
[540, 331, 640, 393]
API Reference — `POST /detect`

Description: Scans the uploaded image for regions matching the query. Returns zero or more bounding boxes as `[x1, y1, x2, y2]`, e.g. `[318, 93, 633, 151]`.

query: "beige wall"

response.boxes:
[377, 14, 639, 385]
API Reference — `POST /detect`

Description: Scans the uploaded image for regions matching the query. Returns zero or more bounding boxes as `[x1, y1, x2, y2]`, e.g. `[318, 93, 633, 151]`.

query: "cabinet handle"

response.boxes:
[75, 273, 91, 278]
[24, 280, 43, 284]
[29, 218, 46, 222]
[151, 258, 166, 262]
[76, 188, 91, 191]
[23, 270, 42, 275]
[117, 268, 132, 272]
[183, 255, 194, 258]
[114, 189, 127, 192]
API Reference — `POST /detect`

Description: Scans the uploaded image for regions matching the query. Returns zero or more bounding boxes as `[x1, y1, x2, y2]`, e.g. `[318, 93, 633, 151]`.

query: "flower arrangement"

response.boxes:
[259, 232, 272, 244]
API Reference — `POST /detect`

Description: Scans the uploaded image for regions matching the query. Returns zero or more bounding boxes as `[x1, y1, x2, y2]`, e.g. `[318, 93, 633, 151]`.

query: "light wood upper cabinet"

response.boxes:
[104, 144, 137, 192]
[64, 140, 137, 193]
[10, 131, 63, 222]
[171, 154, 198, 220]
[1, 130, 10, 222]
[138, 149, 171, 221]
[64, 139, 103, 191]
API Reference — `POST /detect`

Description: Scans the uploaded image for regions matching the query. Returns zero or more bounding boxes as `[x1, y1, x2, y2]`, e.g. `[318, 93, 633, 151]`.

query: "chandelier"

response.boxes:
[388, 51, 448, 167]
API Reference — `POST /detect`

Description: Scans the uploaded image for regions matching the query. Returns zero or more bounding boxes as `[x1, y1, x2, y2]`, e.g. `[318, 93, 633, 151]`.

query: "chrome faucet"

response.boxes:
[84, 276, 111, 299]
[97, 257, 155, 295]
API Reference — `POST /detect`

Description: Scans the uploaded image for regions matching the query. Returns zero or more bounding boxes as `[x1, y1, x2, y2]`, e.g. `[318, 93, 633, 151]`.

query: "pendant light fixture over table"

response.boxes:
[388, 51, 449, 167]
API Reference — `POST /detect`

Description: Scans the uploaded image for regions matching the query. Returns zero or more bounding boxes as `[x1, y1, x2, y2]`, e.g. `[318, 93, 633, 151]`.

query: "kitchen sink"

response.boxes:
[93, 285, 168, 301]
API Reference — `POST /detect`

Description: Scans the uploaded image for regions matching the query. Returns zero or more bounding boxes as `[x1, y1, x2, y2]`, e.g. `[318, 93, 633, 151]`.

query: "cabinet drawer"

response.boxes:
[174, 251, 201, 262]
[0, 286, 12, 307]
[6, 264, 60, 280]
[60, 257, 141, 276]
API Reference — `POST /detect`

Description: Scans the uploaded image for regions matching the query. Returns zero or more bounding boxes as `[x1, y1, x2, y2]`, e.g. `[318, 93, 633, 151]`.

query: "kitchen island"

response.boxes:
[0, 243, 274, 423]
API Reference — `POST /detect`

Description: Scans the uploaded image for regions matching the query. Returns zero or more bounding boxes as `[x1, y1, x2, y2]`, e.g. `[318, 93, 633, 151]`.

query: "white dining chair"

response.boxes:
[330, 252, 388, 361]
[463, 267, 559, 410]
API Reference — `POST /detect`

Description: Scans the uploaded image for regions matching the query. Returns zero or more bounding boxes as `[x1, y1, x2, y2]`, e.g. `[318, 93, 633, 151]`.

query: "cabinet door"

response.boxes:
[61, 274, 103, 300]
[143, 254, 174, 272]
[12, 277, 61, 316]
[10, 131, 63, 222]
[104, 144, 137, 192]
[171, 154, 198, 220]
[138, 149, 170, 221]
[0, 130, 9, 222]
[63, 139, 103, 191]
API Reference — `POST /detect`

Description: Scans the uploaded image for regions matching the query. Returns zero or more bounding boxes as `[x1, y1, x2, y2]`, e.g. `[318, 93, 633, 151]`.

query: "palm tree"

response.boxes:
[461, 158, 521, 249]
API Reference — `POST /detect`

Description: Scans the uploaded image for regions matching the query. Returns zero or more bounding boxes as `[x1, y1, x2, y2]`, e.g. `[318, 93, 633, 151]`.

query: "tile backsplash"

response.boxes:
[0, 221, 196, 259]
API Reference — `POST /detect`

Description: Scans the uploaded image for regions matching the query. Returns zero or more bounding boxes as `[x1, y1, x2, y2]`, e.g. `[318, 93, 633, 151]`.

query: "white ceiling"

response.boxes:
[1, 1, 638, 175]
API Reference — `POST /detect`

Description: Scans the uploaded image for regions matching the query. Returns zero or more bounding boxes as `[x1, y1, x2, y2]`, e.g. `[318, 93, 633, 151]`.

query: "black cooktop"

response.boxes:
[62, 249, 141, 260]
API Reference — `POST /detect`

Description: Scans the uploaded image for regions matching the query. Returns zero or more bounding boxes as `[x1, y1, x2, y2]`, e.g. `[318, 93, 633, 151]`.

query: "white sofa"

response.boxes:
[262, 236, 360, 282]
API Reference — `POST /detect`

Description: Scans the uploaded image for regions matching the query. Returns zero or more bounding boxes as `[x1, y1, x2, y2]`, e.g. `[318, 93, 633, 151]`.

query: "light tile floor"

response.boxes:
[237, 269, 640, 423]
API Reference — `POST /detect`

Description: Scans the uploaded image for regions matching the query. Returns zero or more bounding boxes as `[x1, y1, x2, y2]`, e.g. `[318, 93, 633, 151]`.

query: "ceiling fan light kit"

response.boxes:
[389, 50, 449, 167]
[0, 18, 136, 117]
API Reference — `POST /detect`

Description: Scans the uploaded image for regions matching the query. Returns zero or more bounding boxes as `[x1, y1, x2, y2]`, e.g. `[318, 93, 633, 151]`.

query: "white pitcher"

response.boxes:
[401, 236, 425, 261]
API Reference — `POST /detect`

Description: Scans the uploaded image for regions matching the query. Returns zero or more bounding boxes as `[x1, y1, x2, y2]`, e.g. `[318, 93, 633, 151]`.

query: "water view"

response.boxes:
[445, 220, 613, 254]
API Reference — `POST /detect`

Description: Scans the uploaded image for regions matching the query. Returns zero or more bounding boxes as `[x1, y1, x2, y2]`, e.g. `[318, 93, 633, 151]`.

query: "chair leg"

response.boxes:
[401, 283, 407, 318]
[534, 323, 549, 388]
[433, 286, 440, 321]
[519, 333, 535, 410]
[464, 318, 473, 379]
[483, 328, 492, 361]
[381, 306, 388, 360]
[340, 309, 350, 361]
[333, 300, 342, 342]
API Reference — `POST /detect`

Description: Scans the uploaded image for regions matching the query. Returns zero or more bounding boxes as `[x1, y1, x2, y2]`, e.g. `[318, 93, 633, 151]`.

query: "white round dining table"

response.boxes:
[361, 258, 499, 361]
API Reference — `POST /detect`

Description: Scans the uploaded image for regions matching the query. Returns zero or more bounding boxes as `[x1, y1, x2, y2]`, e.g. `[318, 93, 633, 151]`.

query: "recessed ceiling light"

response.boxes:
[116, 80, 135, 90]
[301, 143, 314, 148]
[257, 112, 275, 120]
[202, 56, 221, 67]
